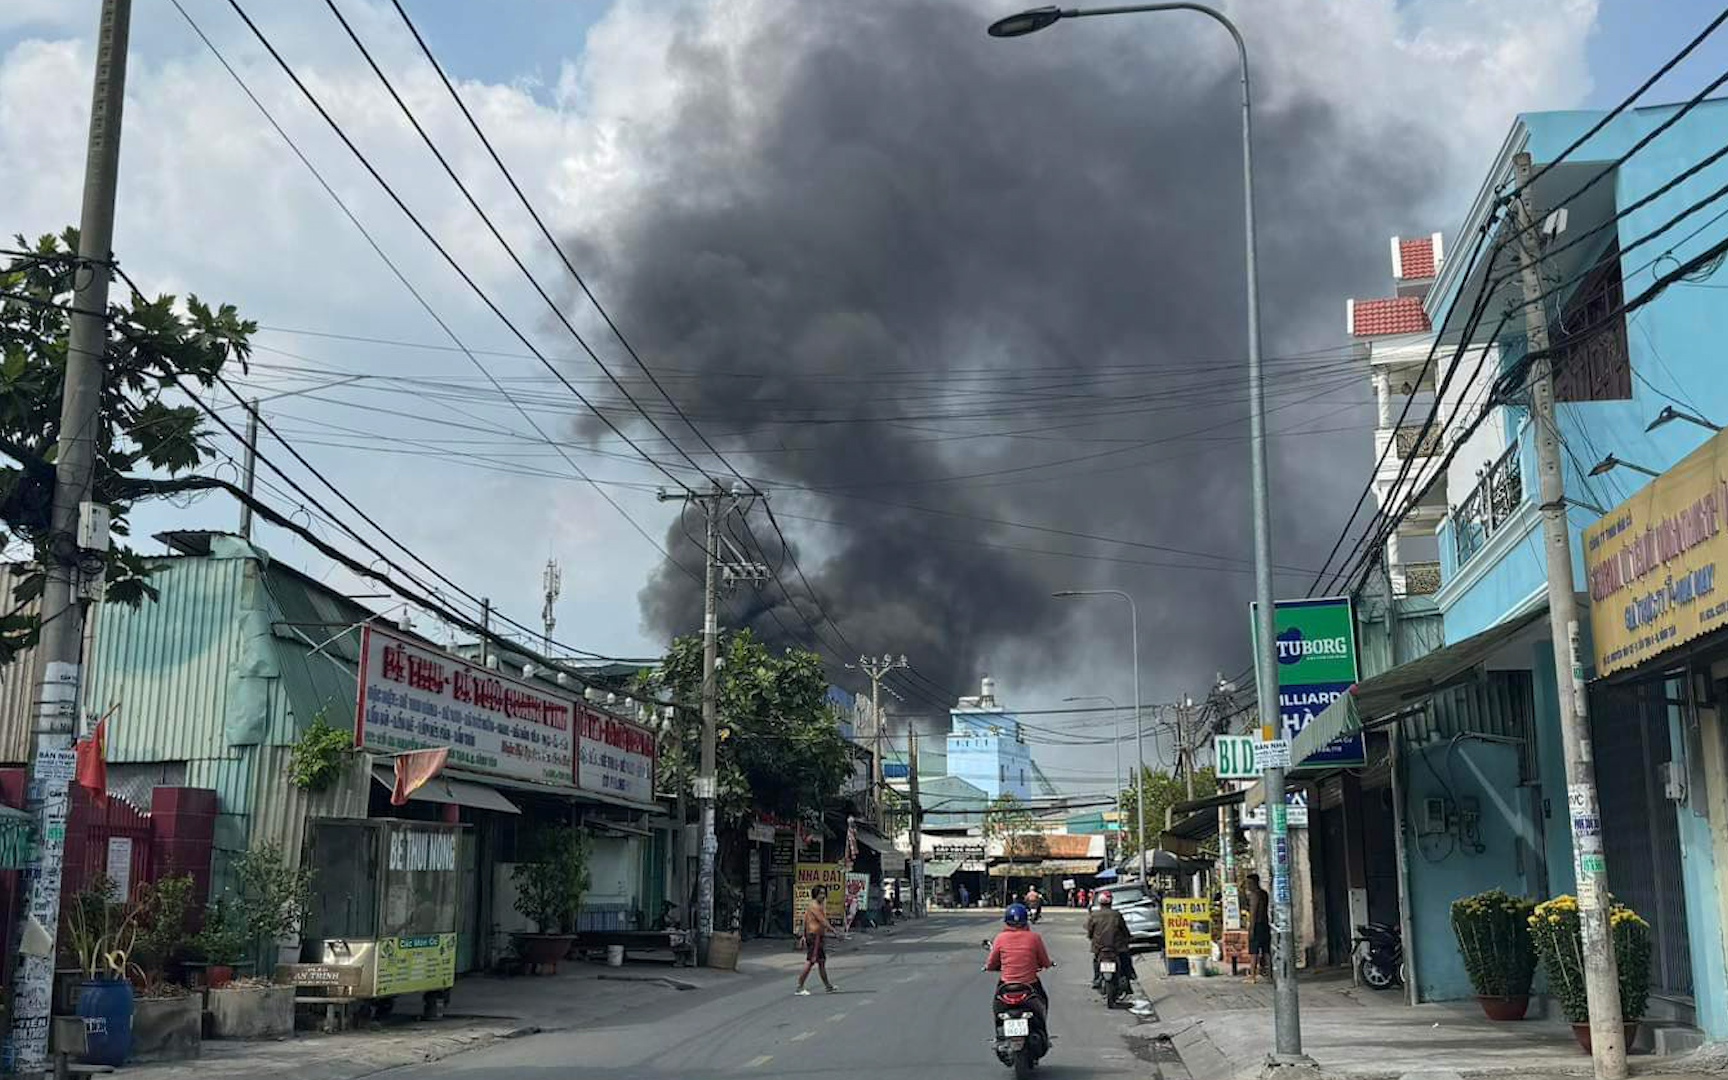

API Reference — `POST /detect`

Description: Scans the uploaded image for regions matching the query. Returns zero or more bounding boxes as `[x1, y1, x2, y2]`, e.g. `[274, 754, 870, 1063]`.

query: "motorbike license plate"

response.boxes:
[1002, 1016, 1031, 1037]
[1099, 961, 1117, 974]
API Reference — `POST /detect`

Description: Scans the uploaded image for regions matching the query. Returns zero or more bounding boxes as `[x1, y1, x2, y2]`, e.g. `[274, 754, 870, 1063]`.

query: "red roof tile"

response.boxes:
[1349, 296, 1430, 337]
[1398, 238, 1436, 280]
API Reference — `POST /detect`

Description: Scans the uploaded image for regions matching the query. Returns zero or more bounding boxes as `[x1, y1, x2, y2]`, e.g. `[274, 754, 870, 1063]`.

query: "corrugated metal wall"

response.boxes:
[82, 556, 256, 763]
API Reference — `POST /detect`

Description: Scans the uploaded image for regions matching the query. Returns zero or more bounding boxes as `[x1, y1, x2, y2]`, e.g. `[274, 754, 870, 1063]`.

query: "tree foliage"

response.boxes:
[982, 793, 1038, 858]
[1117, 765, 1219, 857]
[645, 629, 852, 825]
[0, 231, 254, 663]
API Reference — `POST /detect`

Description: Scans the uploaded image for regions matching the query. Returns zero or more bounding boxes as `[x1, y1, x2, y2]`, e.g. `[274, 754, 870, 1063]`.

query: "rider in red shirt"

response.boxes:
[986, 903, 1054, 1020]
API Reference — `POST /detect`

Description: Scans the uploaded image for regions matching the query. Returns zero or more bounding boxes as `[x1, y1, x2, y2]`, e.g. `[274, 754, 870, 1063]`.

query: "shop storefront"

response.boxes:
[1582, 425, 1728, 1038]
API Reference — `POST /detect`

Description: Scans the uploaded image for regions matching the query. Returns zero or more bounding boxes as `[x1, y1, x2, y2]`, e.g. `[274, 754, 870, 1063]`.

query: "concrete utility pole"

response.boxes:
[5, 1, 132, 1072]
[850, 654, 908, 830]
[1511, 151, 1625, 1079]
[907, 729, 923, 917]
[238, 399, 259, 540]
[1178, 693, 1197, 800]
[657, 482, 768, 967]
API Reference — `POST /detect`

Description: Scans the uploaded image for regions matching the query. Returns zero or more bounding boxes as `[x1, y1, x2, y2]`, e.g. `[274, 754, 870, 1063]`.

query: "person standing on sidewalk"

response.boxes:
[1244, 873, 1271, 984]
[796, 885, 838, 996]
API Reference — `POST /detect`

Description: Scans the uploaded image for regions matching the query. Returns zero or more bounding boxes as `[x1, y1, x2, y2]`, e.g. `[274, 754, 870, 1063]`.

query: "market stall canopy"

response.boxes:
[1116, 848, 1203, 875]
[1171, 789, 1245, 816]
[924, 860, 962, 879]
[856, 829, 908, 873]
[988, 859, 1102, 878]
[1160, 806, 1222, 857]
[371, 767, 521, 814]
[1289, 601, 1550, 767]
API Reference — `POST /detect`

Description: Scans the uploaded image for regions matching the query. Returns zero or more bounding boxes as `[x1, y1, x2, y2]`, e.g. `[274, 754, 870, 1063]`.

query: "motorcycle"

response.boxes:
[1095, 953, 1130, 1009]
[1353, 922, 1404, 990]
[991, 981, 1050, 1078]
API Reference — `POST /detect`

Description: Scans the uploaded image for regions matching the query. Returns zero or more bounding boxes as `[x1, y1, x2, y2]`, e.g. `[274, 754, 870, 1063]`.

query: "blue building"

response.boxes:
[1288, 99, 1728, 1045]
[946, 676, 1034, 802]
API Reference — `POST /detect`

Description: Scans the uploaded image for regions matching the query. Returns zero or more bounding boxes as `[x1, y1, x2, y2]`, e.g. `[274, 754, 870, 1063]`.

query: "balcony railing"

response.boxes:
[1394, 425, 1442, 458]
[1452, 442, 1524, 566]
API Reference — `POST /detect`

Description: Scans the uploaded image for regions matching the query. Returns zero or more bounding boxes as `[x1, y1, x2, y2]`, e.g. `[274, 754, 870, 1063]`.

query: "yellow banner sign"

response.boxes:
[793, 863, 845, 923]
[1162, 897, 1214, 959]
[1583, 429, 1728, 677]
[374, 933, 456, 997]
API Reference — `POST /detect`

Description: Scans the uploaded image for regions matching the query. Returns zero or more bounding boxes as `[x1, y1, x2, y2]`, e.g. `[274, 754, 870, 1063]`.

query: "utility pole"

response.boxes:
[6, 2, 132, 1073]
[541, 557, 562, 655]
[238, 400, 258, 540]
[850, 654, 908, 829]
[1179, 693, 1196, 800]
[479, 597, 491, 667]
[1512, 151, 1625, 1079]
[658, 482, 768, 967]
[907, 730, 923, 917]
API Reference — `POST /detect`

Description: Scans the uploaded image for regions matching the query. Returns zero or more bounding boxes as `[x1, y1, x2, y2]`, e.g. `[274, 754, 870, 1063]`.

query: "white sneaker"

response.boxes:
[795, 988, 812, 996]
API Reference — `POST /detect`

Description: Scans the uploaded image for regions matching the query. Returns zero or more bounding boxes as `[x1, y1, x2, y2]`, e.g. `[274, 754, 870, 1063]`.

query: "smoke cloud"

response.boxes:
[553, 0, 1594, 721]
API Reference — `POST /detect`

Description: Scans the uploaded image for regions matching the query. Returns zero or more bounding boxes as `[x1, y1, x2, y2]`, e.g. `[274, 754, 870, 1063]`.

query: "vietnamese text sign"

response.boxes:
[770, 831, 795, 872]
[1584, 428, 1728, 676]
[1221, 883, 1242, 931]
[357, 626, 575, 786]
[1216, 735, 1258, 779]
[1241, 791, 1309, 829]
[374, 933, 456, 996]
[1162, 897, 1214, 959]
[1250, 596, 1365, 766]
[844, 872, 869, 926]
[577, 707, 657, 803]
[794, 863, 845, 922]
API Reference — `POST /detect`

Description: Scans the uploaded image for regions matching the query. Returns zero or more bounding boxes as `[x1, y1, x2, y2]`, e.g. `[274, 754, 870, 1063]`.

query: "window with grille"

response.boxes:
[1553, 242, 1631, 402]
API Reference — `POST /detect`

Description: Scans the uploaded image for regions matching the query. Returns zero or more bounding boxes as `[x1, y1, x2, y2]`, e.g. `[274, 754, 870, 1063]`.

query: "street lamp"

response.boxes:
[1646, 404, 1721, 434]
[1589, 453, 1662, 479]
[1052, 589, 1145, 889]
[1064, 694, 1122, 861]
[1002, 4, 1298, 1057]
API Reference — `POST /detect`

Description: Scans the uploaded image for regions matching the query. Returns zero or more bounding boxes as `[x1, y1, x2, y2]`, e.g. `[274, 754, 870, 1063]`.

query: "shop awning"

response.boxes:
[371, 768, 521, 814]
[988, 859, 1102, 878]
[1290, 601, 1549, 767]
[1171, 790, 1245, 815]
[855, 831, 902, 857]
[925, 860, 962, 878]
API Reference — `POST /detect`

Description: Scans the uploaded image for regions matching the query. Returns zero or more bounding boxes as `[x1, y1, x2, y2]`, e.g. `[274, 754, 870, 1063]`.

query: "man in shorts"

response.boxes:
[1244, 873, 1272, 983]
[796, 884, 838, 995]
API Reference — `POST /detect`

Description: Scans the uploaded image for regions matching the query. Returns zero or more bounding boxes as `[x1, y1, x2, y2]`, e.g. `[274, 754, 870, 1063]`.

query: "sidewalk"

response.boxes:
[1142, 964, 1707, 1080]
[119, 953, 759, 1080]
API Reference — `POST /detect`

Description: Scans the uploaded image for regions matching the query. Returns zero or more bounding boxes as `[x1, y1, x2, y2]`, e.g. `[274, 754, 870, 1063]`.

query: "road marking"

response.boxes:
[789, 1030, 816, 1043]
[895, 973, 922, 984]
[827, 1011, 848, 1023]
[744, 1055, 774, 1069]
[858, 998, 874, 1006]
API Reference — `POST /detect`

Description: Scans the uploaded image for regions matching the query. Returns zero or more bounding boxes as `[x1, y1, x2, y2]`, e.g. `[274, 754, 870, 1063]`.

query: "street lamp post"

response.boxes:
[1064, 694, 1121, 862]
[1052, 590, 1144, 887]
[997, 3, 1299, 1060]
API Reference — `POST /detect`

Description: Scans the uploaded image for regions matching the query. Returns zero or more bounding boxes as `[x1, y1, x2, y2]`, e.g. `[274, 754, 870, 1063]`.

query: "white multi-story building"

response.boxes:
[1347, 233, 1449, 597]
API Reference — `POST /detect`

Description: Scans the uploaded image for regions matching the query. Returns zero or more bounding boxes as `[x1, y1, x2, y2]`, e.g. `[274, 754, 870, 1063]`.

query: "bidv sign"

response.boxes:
[1250, 597, 1364, 767]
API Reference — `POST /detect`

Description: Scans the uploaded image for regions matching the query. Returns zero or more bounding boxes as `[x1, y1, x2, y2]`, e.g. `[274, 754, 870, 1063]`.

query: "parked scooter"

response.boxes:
[1353, 922, 1404, 990]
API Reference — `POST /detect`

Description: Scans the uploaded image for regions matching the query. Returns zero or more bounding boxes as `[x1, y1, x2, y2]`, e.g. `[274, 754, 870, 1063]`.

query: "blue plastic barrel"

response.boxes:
[76, 978, 134, 1066]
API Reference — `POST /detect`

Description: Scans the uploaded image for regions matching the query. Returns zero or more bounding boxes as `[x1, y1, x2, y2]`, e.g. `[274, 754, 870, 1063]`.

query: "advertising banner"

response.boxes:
[576, 707, 657, 804]
[1249, 596, 1365, 767]
[1584, 428, 1728, 676]
[844, 872, 870, 927]
[357, 626, 575, 786]
[374, 933, 456, 996]
[771, 831, 795, 873]
[1162, 897, 1214, 959]
[794, 863, 845, 922]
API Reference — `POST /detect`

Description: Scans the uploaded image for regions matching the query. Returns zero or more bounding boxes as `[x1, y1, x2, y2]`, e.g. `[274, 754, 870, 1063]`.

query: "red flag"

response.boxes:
[391, 747, 449, 806]
[75, 715, 109, 806]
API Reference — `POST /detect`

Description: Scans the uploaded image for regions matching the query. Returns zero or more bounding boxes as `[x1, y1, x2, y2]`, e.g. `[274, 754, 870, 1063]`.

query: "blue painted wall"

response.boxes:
[1669, 702, 1728, 1038]
[1402, 738, 1538, 1002]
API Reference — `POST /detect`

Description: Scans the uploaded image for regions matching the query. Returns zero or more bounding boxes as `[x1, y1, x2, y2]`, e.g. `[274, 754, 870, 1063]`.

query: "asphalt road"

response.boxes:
[391, 911, 1166, 1079]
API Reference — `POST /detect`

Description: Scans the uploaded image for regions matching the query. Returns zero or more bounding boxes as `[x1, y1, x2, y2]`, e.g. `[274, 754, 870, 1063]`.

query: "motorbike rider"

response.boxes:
[1025, 885, 1043, 923]
[1084, 891, 1134, 990]
[985, 902, 1055, 1025]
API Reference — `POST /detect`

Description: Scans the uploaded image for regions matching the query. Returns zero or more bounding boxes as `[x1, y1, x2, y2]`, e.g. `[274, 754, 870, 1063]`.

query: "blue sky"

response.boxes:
[1588, 0, 1728, 110]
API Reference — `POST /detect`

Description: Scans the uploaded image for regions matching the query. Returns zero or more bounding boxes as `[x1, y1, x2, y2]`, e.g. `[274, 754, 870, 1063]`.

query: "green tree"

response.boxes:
[0, 232, 254, 663]
[645, 629, 853, 825]
[982, 793, 1038, 859]
[1117, 766, 1218, 858]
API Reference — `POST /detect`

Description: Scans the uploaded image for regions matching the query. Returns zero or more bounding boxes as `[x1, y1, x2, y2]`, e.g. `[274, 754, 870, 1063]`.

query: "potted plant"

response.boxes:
[205, 844, 310, 1038]
[1528, 894, 1652, 1052]
[63, 879, 139, 1066]
[511, 825, 590, 973]
[127, 875, 202, 1062]
[193, 896, 247, 989]
[1450, 888, 1537, 1020]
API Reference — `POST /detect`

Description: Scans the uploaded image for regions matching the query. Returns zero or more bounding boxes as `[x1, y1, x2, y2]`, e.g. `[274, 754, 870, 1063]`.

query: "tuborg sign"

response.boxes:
[1249, 596, 1364, 767]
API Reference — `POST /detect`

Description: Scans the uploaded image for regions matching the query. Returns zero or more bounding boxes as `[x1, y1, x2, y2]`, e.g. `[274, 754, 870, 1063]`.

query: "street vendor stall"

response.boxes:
[280, 818, 463, 1027]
